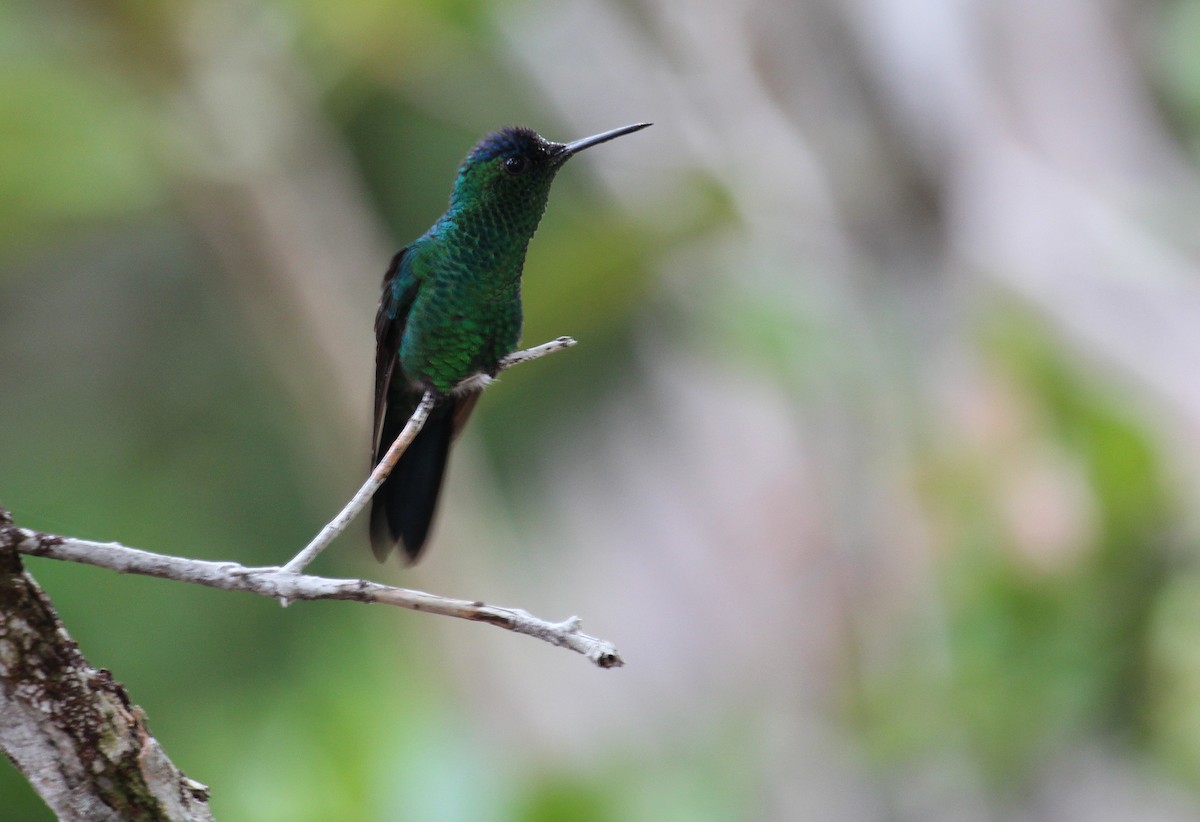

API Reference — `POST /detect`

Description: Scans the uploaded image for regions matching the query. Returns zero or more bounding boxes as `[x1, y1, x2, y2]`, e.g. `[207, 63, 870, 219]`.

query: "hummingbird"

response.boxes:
[370, 121, 652, 564]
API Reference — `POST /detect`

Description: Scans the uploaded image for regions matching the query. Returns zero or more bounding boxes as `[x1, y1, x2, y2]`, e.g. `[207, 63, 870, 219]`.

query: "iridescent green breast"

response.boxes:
[396, 224, 528, 394]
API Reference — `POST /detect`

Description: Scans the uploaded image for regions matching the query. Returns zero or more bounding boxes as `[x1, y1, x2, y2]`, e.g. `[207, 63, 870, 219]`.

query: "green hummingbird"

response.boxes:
[370, 122, 651, 564]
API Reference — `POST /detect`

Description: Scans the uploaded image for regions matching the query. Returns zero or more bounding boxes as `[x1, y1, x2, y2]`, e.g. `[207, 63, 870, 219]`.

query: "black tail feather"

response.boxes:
[370, 397, 455, 564]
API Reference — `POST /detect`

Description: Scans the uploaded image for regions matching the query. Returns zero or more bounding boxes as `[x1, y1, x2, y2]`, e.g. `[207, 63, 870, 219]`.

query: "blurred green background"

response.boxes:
[5, 0, 1200, 819]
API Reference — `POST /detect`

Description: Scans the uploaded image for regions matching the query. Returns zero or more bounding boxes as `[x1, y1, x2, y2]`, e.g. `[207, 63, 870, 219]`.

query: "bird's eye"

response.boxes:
[504, 155, 529, 175]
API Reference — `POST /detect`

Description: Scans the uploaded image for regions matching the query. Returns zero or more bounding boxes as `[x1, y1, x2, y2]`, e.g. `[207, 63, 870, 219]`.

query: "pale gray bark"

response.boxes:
[7, 522, 620, 669]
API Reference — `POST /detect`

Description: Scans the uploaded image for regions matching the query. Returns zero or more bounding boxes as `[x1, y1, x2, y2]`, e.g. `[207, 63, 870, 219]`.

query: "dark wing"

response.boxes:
[372, 247, 419, 459]
[450, 391, 481, 438]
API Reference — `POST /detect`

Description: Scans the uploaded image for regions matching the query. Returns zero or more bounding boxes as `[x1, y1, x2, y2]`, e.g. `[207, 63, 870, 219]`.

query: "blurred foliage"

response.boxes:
[1152, 0, 1200, 152]
[859, 312, 1176, 787]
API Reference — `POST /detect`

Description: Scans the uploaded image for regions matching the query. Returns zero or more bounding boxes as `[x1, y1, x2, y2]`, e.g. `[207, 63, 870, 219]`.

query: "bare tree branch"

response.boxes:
[8, 525, 623, 669]
[0, 516, 214, 821]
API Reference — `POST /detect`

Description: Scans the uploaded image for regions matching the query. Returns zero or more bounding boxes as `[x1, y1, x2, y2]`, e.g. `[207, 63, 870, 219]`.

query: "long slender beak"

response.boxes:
[557, 122, 652, 159]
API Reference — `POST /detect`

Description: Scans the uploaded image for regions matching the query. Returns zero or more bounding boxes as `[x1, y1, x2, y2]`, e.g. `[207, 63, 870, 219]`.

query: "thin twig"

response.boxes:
[282, 391, 435, 574]
[10, 526, 622, 668]
[281, 335, 577, 574]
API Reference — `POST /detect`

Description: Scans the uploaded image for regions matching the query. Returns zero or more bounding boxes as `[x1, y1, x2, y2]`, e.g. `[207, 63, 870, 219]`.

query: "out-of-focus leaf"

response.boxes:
[0, 65, 162, 250]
